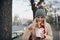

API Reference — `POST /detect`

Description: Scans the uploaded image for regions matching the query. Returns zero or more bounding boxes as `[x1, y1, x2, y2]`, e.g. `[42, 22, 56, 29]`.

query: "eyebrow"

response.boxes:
[37, 16, 44, 18]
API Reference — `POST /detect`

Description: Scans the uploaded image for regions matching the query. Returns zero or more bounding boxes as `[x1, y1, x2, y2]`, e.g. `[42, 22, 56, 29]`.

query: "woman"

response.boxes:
[22, 8, 53, 40]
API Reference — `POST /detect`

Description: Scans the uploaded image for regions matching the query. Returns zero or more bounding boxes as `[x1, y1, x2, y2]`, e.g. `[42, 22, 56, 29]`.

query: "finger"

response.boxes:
[28, 27, 32, 30]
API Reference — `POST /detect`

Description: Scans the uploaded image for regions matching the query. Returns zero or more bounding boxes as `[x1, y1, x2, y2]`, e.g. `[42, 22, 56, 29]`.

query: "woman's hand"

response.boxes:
[40, 32, 46, 39]
[28, 27, 33, 30]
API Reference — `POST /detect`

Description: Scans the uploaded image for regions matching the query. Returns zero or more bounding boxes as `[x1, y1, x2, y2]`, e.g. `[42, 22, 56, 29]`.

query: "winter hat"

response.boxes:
[35, 9, 46, 18]
[38, 5, 44, 9]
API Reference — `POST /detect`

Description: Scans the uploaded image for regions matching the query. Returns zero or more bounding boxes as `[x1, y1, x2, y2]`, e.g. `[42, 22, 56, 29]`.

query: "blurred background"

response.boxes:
[12, 0, 60, 40]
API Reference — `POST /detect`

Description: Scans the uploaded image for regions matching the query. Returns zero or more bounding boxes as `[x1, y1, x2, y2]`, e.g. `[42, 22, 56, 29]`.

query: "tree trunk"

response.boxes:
[30, 0, 37, 19]
[0, 0, 12, 40]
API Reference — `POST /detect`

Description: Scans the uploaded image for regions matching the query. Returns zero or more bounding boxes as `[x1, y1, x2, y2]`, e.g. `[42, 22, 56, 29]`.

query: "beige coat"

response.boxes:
[22, 19, 53, 40]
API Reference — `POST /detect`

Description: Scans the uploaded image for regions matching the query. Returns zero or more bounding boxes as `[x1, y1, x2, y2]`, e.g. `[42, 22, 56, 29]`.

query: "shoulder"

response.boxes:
[45, 22, 51, 29]
[45, 22, 51, 26]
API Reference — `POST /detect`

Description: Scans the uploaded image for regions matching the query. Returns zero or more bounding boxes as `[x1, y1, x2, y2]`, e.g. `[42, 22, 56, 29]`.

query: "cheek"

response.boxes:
[36, 19, 39, 22]
[37, 18, 40, 20]
[41, 18, 44, 21]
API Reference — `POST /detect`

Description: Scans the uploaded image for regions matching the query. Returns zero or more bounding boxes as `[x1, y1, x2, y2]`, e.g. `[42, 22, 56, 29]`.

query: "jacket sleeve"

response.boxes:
[45, 23, 53, 40]
[22, 19, 36, 40]
[22, 28, 32, 40]
[22, 23, 34, 40]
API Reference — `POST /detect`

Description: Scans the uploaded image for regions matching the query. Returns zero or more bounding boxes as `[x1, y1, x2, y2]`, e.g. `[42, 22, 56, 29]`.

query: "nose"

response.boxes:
[39, 17, 43, 20]
[39, 17, 42, 19]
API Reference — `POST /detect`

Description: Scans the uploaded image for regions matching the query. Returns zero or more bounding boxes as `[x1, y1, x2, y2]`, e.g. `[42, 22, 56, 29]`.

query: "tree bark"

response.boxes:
[30, 0, 37, 19]
[0, 0, 12, 40]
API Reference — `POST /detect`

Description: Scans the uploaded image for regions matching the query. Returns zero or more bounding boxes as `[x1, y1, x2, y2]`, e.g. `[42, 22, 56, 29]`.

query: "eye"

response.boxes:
[37, 16, 44, 18]
[37, 16, 40, 18]
[41, 16, 43, 18]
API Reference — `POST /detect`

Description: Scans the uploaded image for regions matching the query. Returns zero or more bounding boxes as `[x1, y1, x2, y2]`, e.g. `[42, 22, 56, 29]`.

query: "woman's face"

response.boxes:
[36, 16, 44, 22]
